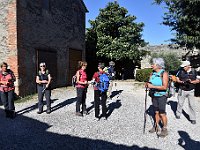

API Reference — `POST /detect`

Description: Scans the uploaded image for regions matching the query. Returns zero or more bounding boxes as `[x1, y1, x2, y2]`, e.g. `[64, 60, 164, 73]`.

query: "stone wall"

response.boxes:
[0, 0, 18, 91]
[0, 0, 87, 96]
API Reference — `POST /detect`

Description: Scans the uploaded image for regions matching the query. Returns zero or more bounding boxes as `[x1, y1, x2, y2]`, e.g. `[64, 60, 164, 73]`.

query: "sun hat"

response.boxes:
[180, 61, 190, 67]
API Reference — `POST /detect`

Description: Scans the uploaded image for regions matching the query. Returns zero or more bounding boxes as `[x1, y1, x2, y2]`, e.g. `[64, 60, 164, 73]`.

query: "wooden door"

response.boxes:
[68, 49, 82, 85]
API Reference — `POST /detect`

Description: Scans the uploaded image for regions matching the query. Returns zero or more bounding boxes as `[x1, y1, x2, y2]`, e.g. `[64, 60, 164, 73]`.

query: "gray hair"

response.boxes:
[152, 58, 165, 69]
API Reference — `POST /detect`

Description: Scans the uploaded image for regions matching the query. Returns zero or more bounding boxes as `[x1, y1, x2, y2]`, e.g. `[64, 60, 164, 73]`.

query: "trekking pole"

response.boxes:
[42, 85, 47, 94]
[143, 86, 148, 134]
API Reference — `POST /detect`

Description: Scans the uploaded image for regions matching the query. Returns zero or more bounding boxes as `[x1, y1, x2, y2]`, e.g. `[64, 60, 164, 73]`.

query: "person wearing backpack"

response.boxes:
[145, 58, 169, 137]
[0, 62, 16, 118]
[175, 61, 199, 124]
[75, 61, 88, 117]
[107, 61, 115, 98]
[36, 62, 52, 114]
[92, 63, 109, 120]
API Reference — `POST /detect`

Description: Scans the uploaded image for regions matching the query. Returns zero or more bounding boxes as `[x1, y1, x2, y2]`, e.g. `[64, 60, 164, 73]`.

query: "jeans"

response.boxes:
[37, 85, 51, 111]
[1, 90, 15, 111]
[76, 87, 87, 112]
[94, 90, 107, 118]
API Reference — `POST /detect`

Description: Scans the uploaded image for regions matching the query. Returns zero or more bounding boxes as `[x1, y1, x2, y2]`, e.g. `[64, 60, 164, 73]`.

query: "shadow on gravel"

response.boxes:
[167, 100, 177, 115]
[86, 101, 94, 114]
[107, 100, 122, 118]
[51, 97, 77, 113]
[86, 90, 123, 115]
[0, 108, 159, 150]
[146, 105, 154, 117]
[178, 130, 200, 150]
[110, 90, 123, 99]
[16, 99, 59, 115]
[182, 110, 190, 122]
[167, 101, 190, 122]
[146, 105, 155, 126]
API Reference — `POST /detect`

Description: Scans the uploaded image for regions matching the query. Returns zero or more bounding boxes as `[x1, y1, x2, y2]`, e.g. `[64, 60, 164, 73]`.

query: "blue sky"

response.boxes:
[83, 0, 174, 45]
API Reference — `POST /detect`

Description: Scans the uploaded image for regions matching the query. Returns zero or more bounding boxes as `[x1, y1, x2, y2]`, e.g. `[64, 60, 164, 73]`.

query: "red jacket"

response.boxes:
[76, 69, 88, 88]
[0, 70, 15, 92]
[92, 71, 105, 90]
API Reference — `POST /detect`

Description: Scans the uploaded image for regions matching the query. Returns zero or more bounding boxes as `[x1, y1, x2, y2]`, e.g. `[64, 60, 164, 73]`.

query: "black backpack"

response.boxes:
[72, 71, 81, 87]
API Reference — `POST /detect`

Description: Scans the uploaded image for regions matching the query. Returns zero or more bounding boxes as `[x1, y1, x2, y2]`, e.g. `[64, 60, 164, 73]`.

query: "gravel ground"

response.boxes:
[0, 81, 200, 150]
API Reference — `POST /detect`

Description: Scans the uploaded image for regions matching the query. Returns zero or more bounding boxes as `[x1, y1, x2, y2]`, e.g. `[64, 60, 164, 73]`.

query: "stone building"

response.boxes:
[0, 0, 88, 96]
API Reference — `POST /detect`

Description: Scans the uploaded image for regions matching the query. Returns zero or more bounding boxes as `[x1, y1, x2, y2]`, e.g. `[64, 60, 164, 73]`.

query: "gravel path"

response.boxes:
[0, 81, 199, 150]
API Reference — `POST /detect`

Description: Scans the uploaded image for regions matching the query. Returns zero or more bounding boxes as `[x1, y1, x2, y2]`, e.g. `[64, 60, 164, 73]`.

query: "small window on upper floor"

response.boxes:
[42, 0, 50, 11]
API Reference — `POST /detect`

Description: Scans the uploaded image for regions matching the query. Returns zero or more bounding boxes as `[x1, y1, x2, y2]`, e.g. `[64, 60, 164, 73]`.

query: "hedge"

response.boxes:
[136, 68, 152, 82]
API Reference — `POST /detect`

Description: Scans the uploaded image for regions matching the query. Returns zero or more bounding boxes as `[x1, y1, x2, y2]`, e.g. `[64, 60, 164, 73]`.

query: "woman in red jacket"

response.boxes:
[75, 61, 88, 116]
[0, 62, 16, 118]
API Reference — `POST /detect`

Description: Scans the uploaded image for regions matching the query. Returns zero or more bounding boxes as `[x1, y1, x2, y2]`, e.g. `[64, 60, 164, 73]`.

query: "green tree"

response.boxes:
[154, 0, 200, 49]
[150, 52, 181, 71]
[86, 1, 148, 62]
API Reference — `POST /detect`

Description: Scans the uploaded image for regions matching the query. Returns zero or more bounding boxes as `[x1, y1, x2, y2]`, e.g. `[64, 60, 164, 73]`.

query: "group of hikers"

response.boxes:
[74, 61, 115, 120]
[0, 58, 199, 138]
[0, 61, 115, 121]
[145, 58, 199, 138]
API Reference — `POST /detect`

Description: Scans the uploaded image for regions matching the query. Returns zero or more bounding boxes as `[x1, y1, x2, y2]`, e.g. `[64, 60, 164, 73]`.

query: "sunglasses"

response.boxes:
[40, 65, 46, 67]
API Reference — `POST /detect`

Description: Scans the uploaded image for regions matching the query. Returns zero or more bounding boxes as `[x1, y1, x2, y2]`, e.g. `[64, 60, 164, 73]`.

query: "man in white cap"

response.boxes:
[175, 60, 199, 124]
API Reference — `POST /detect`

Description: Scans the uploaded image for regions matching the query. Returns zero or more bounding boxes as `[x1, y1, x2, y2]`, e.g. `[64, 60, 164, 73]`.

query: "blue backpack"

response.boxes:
[98, 72, 110, 92]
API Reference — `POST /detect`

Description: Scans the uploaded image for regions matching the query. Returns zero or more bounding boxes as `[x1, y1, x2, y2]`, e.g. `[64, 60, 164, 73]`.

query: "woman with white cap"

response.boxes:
[175, 60, 199, 124]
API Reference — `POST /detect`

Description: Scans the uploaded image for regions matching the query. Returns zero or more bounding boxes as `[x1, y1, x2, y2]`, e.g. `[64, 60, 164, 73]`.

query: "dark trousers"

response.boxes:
[76, 87, 87, 112]
[1, 90, 15, 111]
[37, 85, 51, 111]
[94, 90, 107, 118]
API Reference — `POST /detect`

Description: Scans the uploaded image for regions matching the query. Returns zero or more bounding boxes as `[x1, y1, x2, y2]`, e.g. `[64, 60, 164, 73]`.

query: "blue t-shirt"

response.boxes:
[149, 69, 167, 97]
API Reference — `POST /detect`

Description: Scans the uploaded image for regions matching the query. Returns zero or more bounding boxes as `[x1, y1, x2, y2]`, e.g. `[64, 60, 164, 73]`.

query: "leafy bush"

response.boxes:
[150, 52, 181, 71]
[136, 68, 152, 82]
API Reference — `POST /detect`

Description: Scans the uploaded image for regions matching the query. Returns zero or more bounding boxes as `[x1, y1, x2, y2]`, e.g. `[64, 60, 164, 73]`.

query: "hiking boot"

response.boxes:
[149, 126, 160, 133]
[159, 128, 168, 137]
[175, 114, 180, 119]
[37, 110, 43, 114]
[5, 110, 16, 119]
[191, 120, 196, 124]
[9, 111, 16, 119]
[46, 109, 51, 114]
[5, 110, 10, 118]
[83, 111, 88, 115]
[76, 112, 83, 117]
[94, 116, 100, 121]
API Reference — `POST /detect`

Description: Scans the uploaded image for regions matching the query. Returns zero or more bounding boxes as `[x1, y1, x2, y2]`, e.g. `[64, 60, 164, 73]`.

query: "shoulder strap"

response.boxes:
[39, 70, 49, 76]
[176, 70, 181, 77]
[46, 69, 49, 75]
[98, 72, 102, 76]
[158, 69, 165, 77]
[191, 68, 196, 76]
